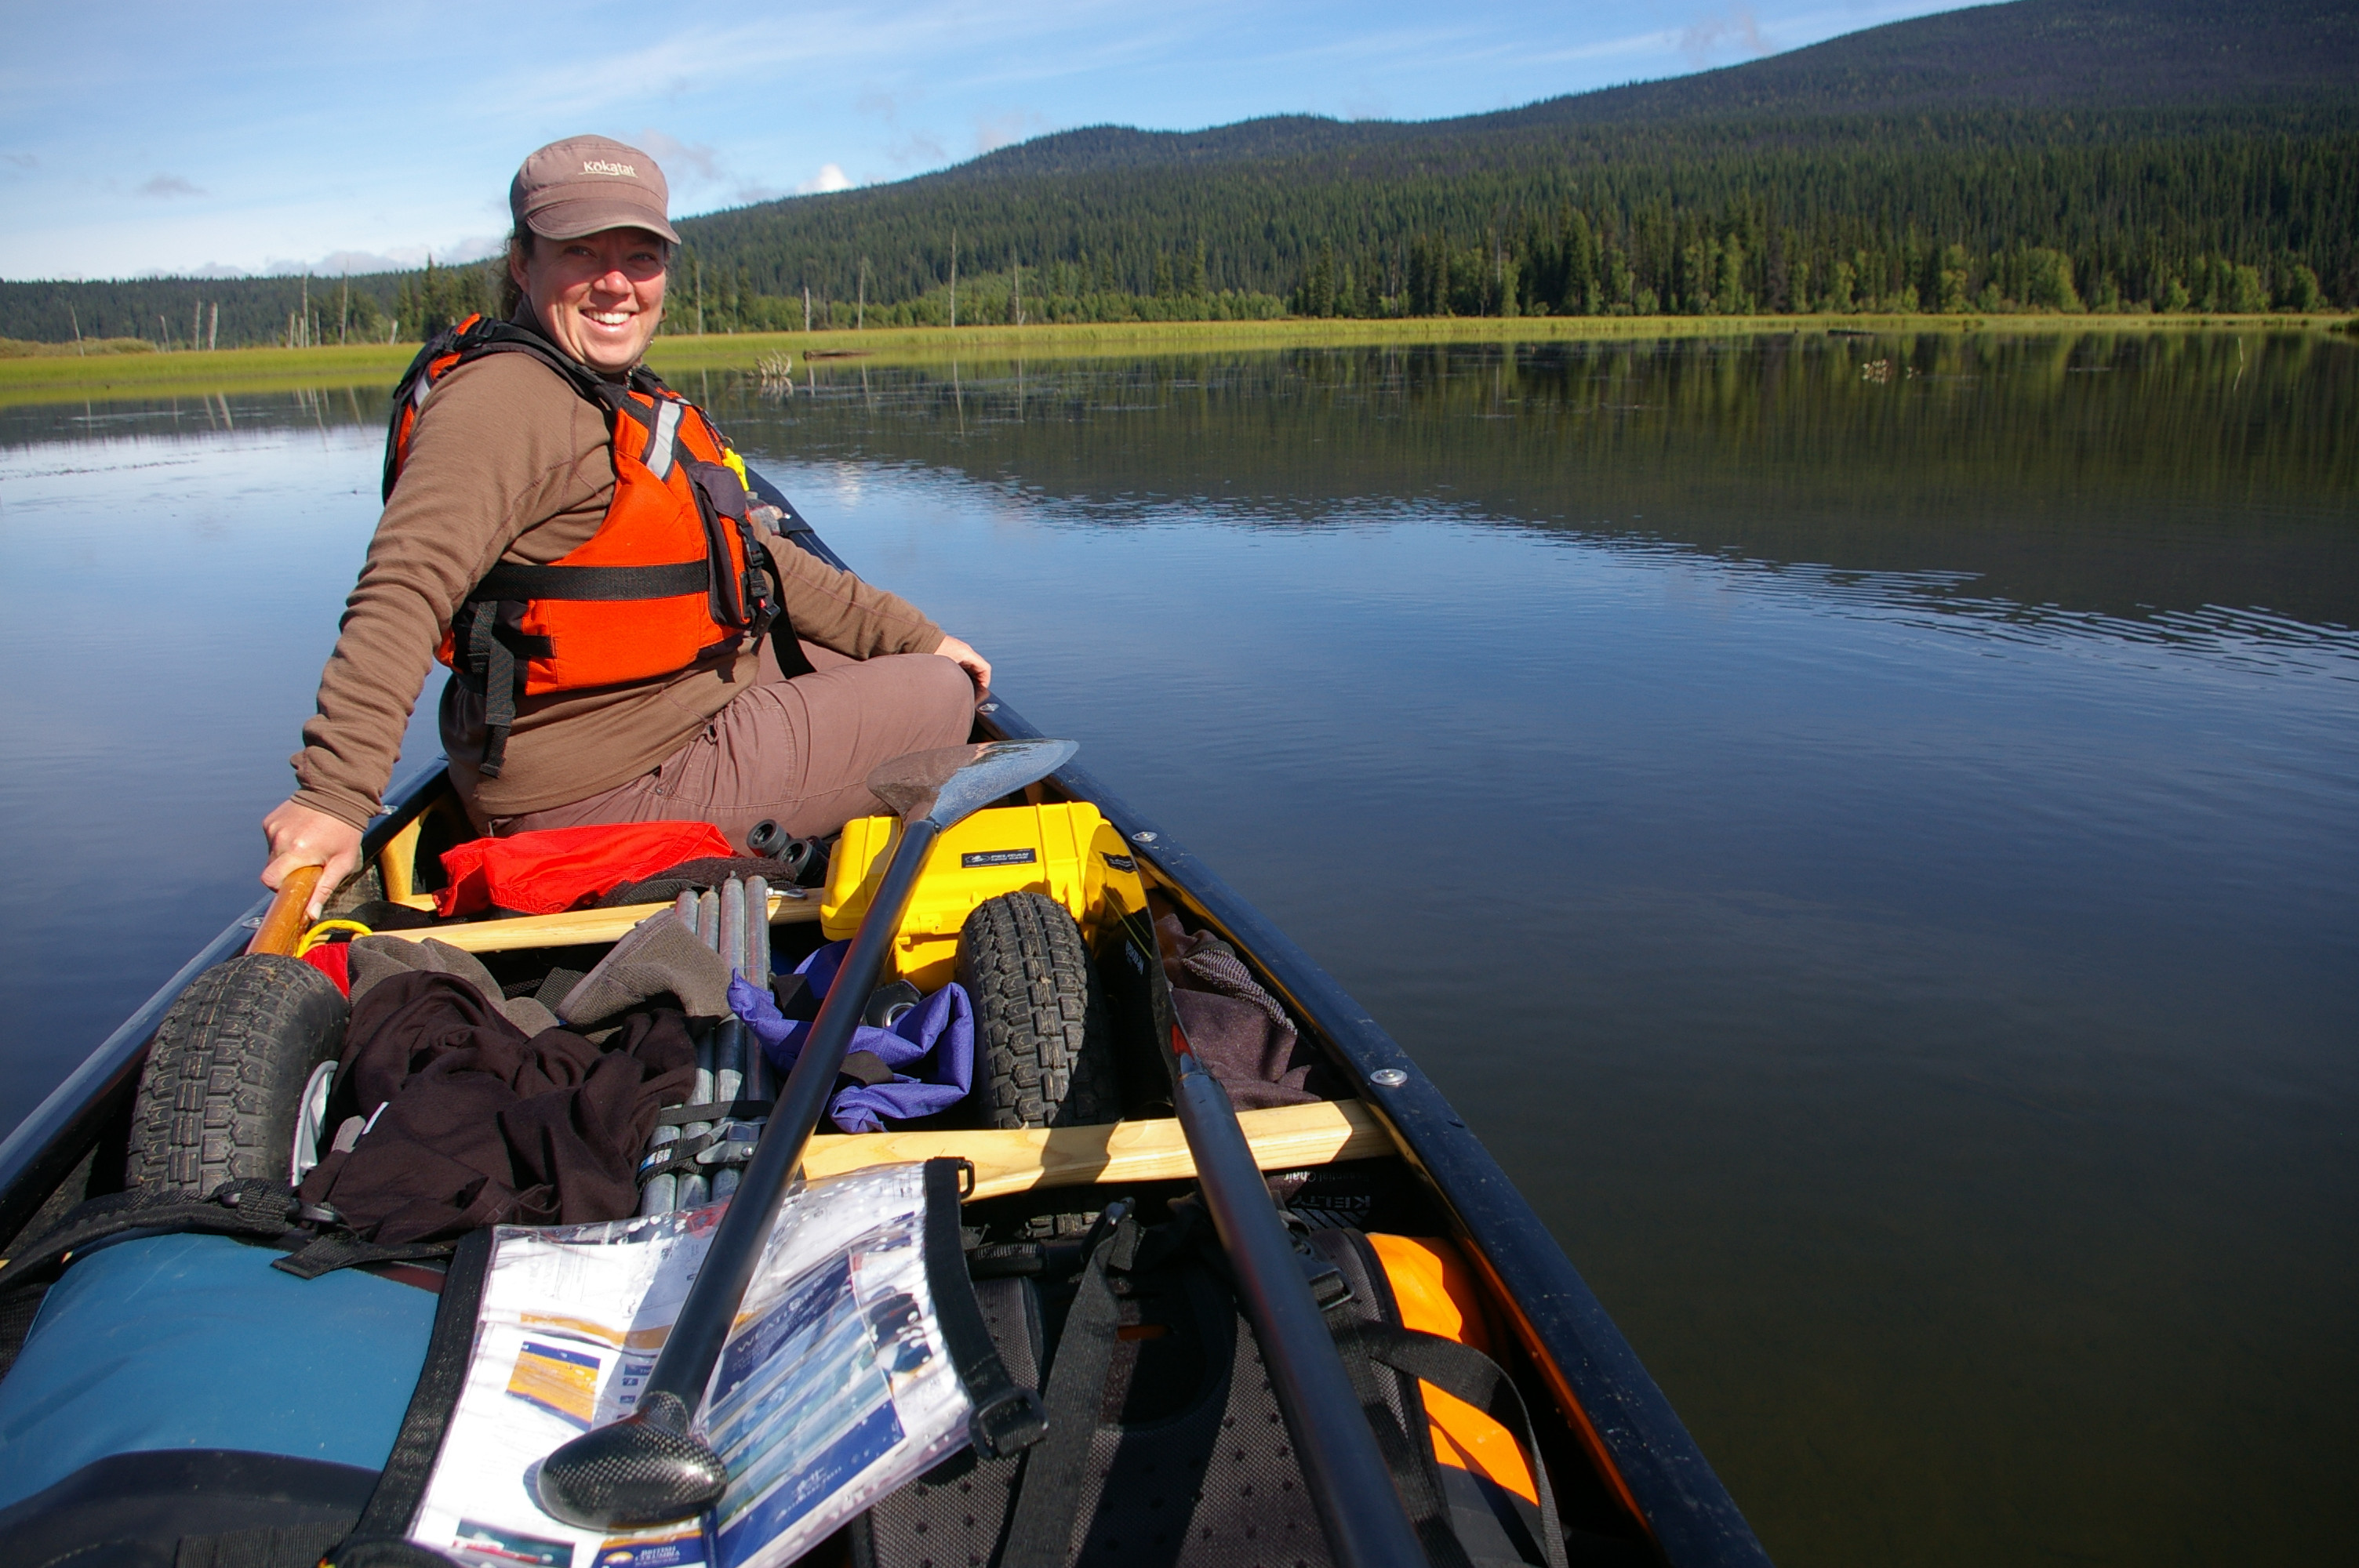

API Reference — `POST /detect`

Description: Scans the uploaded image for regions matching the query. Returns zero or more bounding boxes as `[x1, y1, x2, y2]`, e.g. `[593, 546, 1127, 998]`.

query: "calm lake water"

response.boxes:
[2, 332, 2354, 1566]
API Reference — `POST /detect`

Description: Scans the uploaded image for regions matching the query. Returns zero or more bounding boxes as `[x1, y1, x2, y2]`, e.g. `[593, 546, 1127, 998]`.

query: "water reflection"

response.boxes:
[738, 332, 2358, 632]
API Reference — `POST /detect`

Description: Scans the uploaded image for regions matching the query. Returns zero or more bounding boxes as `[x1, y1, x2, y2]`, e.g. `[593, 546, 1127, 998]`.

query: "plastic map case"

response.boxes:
[411, 1163, 975, 1568]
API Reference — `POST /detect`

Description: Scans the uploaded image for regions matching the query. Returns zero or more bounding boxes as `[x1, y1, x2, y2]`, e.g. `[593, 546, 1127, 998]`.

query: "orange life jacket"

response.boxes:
[383, 314, 779, 776]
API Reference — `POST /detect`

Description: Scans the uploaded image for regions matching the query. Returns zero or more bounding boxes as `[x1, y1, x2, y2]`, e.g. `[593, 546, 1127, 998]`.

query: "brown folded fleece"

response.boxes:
[1155, 913, 1344, 1111]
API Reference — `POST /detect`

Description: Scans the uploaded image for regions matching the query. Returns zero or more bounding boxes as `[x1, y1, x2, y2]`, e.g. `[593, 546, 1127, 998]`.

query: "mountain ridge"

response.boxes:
[860, 0, 2357, 191]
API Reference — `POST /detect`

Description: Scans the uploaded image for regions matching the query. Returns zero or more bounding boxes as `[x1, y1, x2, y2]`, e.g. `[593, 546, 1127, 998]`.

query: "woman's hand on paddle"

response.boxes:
[933, 633, 992, 694]
[260, 800, 363, 918]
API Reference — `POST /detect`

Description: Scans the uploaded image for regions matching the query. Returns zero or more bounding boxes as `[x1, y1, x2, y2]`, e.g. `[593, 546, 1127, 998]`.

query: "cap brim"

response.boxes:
[523, 198, 681, 246]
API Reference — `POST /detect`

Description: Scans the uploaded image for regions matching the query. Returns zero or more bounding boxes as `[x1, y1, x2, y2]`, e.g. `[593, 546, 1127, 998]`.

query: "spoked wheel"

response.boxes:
[125, 954, 348, 1196]
[958, 892, 1121, 1129]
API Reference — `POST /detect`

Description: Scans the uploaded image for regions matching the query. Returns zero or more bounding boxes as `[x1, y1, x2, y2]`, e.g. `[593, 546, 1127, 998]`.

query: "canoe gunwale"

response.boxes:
[0, 761, 449, 1253]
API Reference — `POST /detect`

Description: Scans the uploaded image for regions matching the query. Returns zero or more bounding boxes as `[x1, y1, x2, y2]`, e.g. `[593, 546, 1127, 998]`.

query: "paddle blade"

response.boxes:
[532, 1392, 727, 1530]
[866, 739, 1078, 829]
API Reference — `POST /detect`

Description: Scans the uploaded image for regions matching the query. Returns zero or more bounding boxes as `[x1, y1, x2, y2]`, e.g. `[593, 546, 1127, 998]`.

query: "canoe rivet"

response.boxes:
[1369, 1069, 1408, 1088]
[1132, 831, 1158, 844]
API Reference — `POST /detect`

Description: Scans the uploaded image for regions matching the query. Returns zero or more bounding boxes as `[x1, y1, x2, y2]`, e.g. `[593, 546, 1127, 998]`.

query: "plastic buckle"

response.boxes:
[696, 1120, 762, 1166]
[967, 1385, 1049, 1460]
[1302, 1257, 1354, 1312]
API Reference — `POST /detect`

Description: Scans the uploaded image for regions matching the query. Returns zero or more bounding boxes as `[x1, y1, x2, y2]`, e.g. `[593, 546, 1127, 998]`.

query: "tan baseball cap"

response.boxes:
[510, 136, 681, 245]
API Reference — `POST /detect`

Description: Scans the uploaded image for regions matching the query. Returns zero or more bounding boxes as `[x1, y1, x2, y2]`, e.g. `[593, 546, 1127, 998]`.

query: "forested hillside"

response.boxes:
[674, 0, 2357, 325]
[5, 0, 2353, 344]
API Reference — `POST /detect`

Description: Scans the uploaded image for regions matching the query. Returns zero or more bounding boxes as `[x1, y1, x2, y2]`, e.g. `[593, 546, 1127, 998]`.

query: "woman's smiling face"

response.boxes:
[512, 227, 668, 375]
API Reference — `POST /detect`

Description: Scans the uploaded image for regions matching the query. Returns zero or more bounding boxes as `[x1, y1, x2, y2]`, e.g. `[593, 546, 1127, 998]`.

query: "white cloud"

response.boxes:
[634, 127, 723, 183]
[974, 109, 1047, 154]
[798, 163, 853, 194]
[136, 173, 204, 198]
[1681, 4, 1775, 67]
[886, 129, 950, 169]
[256, 234, 504, 276]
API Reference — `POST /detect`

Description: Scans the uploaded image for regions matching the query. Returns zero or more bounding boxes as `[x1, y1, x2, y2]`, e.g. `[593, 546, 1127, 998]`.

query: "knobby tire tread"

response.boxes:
[958, 892, 1120, 1131]
[125, 954, 348, 1196]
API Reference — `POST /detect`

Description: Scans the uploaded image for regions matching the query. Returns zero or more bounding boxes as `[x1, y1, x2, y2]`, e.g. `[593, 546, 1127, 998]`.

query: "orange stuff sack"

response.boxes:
[1368, 1232, 1541, 1506]
[435, 822, 736, 916]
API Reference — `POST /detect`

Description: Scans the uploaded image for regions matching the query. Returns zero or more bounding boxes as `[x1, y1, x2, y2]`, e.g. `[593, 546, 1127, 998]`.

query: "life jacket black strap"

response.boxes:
[448, 599, 551, 780]
[922, 1158, 1050, 1462]
[471, 561, 711, 602]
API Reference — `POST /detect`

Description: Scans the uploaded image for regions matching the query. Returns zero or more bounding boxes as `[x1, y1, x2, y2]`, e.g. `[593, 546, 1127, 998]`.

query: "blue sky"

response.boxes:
[2, 0, 1980, 281]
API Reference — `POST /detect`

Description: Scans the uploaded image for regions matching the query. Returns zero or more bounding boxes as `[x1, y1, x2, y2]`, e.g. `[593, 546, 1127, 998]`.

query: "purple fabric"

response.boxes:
[729, 941, 974, 1133]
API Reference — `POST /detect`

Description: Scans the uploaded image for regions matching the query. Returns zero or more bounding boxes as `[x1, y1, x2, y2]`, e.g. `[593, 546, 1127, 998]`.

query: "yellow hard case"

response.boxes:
[820, 802, 1149, 989]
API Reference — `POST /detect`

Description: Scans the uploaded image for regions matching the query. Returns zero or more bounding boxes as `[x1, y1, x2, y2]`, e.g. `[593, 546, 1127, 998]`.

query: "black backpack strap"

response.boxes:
[650, 1098, 777, 1126]
[0, 1178, 303, 1292]
[922, 1158, 1049, 1461]
[997, 1210, 1132, 1568]
[319, 1226, 496, 1564]
[1325, 1312, 1481, 1568]
[1348, 1323, 1569, 1568]
[273, 1235, 457, 1282]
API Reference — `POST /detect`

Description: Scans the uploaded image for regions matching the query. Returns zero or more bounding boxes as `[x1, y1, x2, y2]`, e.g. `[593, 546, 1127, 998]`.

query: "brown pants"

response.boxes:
[484, 644, 976, 849]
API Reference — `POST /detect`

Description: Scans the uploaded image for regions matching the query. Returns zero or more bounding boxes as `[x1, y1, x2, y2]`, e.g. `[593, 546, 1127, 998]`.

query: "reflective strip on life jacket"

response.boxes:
[644, 397, 682, 479]
[1368, 1232, 1542, 1505]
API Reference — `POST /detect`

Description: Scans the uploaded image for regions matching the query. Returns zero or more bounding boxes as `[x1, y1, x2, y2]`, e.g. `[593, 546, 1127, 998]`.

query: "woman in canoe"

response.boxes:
[259, 136, 988, 915]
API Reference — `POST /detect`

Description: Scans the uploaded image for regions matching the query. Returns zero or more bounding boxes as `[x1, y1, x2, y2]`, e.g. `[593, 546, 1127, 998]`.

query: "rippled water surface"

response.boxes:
[2, 334, 2354, 1566]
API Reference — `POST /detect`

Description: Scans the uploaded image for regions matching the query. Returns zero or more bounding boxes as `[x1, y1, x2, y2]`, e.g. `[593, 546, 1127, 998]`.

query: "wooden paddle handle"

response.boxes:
[248, 865, 324, 956]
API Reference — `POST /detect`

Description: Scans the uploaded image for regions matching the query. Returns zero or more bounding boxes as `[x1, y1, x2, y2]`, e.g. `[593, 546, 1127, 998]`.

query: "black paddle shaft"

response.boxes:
[1149, 925, 1434, 1568]
[643, 815, 936, 1406]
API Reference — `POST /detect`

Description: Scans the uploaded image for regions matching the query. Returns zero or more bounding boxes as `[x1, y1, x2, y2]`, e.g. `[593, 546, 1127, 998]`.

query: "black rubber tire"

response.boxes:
[125, 953, 349, 1196]
[958, 892, 1121, 1130]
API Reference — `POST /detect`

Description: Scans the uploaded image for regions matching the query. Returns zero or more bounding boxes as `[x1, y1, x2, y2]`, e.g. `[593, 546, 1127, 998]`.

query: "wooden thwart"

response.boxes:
[803, 1097, 1393, 1200]
[371, 891, 823, 953]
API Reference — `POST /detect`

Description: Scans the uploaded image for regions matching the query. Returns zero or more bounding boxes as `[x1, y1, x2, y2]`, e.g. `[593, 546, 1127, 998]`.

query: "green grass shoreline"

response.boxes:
[2, 312, 2347, 407]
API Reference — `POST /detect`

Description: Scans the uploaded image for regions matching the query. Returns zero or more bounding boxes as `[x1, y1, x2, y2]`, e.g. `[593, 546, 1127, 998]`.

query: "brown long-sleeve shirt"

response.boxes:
[289, 350, 943, 829]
